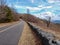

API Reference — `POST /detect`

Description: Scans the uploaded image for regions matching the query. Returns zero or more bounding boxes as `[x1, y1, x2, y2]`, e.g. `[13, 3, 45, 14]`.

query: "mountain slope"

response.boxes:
[19, 14, 60, 32]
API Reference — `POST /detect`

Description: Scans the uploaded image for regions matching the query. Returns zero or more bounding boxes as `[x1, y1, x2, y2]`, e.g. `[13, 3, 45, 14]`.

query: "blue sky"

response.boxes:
[6, 0, 60, 21]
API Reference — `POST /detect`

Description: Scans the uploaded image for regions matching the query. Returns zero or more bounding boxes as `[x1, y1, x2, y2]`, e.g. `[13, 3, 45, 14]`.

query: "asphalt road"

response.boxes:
[0, 21, 24, 45]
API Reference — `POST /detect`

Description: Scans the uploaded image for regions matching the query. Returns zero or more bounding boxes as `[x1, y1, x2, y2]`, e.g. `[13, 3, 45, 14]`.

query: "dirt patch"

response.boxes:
[18, 23, 42, 45]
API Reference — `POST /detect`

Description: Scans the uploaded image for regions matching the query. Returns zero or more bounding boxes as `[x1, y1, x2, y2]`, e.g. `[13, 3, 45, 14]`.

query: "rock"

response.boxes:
[28, 23, 60, 45]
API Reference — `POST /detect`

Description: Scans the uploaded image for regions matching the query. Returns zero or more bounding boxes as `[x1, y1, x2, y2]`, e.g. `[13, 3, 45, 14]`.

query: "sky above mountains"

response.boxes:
[6, 0, 60, 20]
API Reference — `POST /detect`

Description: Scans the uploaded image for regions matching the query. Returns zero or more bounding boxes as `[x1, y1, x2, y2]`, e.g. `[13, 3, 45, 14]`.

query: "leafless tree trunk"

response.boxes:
[0, 0, 6, 9]
[46, 16, 51, 27]
[0, 0, 7, 22]
[0, 0, 6, 6]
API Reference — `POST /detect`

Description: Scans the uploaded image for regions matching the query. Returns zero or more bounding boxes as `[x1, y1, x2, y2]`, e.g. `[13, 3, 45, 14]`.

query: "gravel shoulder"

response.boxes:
[18, 22, 42, 45]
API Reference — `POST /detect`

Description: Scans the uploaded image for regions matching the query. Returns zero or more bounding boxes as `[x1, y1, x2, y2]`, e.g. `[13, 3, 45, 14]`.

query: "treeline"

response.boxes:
[0, 0, 20, 23]
[0, 6, 20, 23]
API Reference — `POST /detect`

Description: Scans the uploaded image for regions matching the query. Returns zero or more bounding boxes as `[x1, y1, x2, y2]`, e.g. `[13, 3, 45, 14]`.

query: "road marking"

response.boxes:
[0, 22, 22, 33]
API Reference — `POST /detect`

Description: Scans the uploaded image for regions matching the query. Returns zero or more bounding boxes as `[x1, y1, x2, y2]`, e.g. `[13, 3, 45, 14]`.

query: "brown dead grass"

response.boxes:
[0, 21, 19, 28]
[31, 23, 60, 40]
[18, 23, 42, 45]
[21, 14, 60, 32]
[20, 14, 60, 40]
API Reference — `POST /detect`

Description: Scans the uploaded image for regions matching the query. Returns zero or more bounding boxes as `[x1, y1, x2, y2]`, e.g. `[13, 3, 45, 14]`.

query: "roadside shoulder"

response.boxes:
[18, 22, 42, 45]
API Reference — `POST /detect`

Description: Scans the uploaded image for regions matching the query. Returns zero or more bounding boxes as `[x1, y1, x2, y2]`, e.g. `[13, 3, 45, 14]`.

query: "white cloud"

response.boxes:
[38, 5, 43, 8]
[45, 6, 52, 8]
[33, 12, 60, 21]
[14, 5, 24, 9]
[26, 7, 40, 11]
[55, 0, 60, 2]
[38, 5, 52, 9]
[32, 12, 55, 20]
[8, 4, 12, 7]
[58, 3, 60, 6]
[14, 4, 53, 13]
[31, 0, 34, 3]
[41, 12, 55, 17]
[14, 4, 52, 11]
[48, 0, 55, 3]
[48, 0, 60, 3]
[38, 11, 56, 20]
[14, 5, 60, 21]
[14, 5, 41, 11]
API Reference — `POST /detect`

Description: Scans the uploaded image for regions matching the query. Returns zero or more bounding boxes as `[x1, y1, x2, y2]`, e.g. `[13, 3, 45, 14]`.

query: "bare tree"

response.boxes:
[0, 0, 6, 12]
[45, 16, 51, 27]
[0, 0, 7, 22]
[0, 0, 7, 13]
[27, 9, 30, 14]
[0, 0, 6, 6]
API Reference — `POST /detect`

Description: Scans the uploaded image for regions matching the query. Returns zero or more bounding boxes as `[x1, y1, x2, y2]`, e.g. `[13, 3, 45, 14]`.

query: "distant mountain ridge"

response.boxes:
[52, 20, 60, 24]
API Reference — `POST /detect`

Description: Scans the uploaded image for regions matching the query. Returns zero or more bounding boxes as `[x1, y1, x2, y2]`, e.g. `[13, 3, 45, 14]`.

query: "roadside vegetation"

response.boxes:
[18, 22, 42, 45]
[0, 0, 60, 36]
[0, 0, 20, 23]
[19, 14, 60, 32]
[0, 0, 60, 31]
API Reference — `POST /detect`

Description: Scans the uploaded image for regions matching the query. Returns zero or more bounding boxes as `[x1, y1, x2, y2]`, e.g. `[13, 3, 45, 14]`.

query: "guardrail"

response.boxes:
[27, 22, 60, 45]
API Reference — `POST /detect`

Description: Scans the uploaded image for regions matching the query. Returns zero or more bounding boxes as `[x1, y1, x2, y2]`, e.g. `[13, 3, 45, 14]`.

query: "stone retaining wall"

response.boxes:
[27, 22, 60, 45]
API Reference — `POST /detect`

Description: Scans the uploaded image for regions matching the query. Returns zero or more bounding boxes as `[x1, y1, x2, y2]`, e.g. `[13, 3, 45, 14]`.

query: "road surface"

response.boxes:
[0, 21, 24, 45]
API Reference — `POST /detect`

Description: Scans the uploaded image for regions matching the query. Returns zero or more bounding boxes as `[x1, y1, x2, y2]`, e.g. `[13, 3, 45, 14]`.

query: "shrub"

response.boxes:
[5, 7, 13, 22]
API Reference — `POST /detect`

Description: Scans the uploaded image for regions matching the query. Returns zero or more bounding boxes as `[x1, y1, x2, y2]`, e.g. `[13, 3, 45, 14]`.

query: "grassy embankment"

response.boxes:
[18, 22, 42, 45]
[0, 21, 19, 28]
[20, 14, 60, 39]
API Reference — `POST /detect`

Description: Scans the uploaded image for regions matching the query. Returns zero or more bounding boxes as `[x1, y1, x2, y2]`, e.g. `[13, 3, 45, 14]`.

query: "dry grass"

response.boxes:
[20, 14, 60, 32]
[18, 23, 42, 45]
[31, 23, 60, 40]
[0, 21, 19, 28]
[20, 14, 60, 40]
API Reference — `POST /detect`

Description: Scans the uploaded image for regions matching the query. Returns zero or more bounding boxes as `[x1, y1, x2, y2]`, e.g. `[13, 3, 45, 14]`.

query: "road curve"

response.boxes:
[0, 21, 24, 45]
